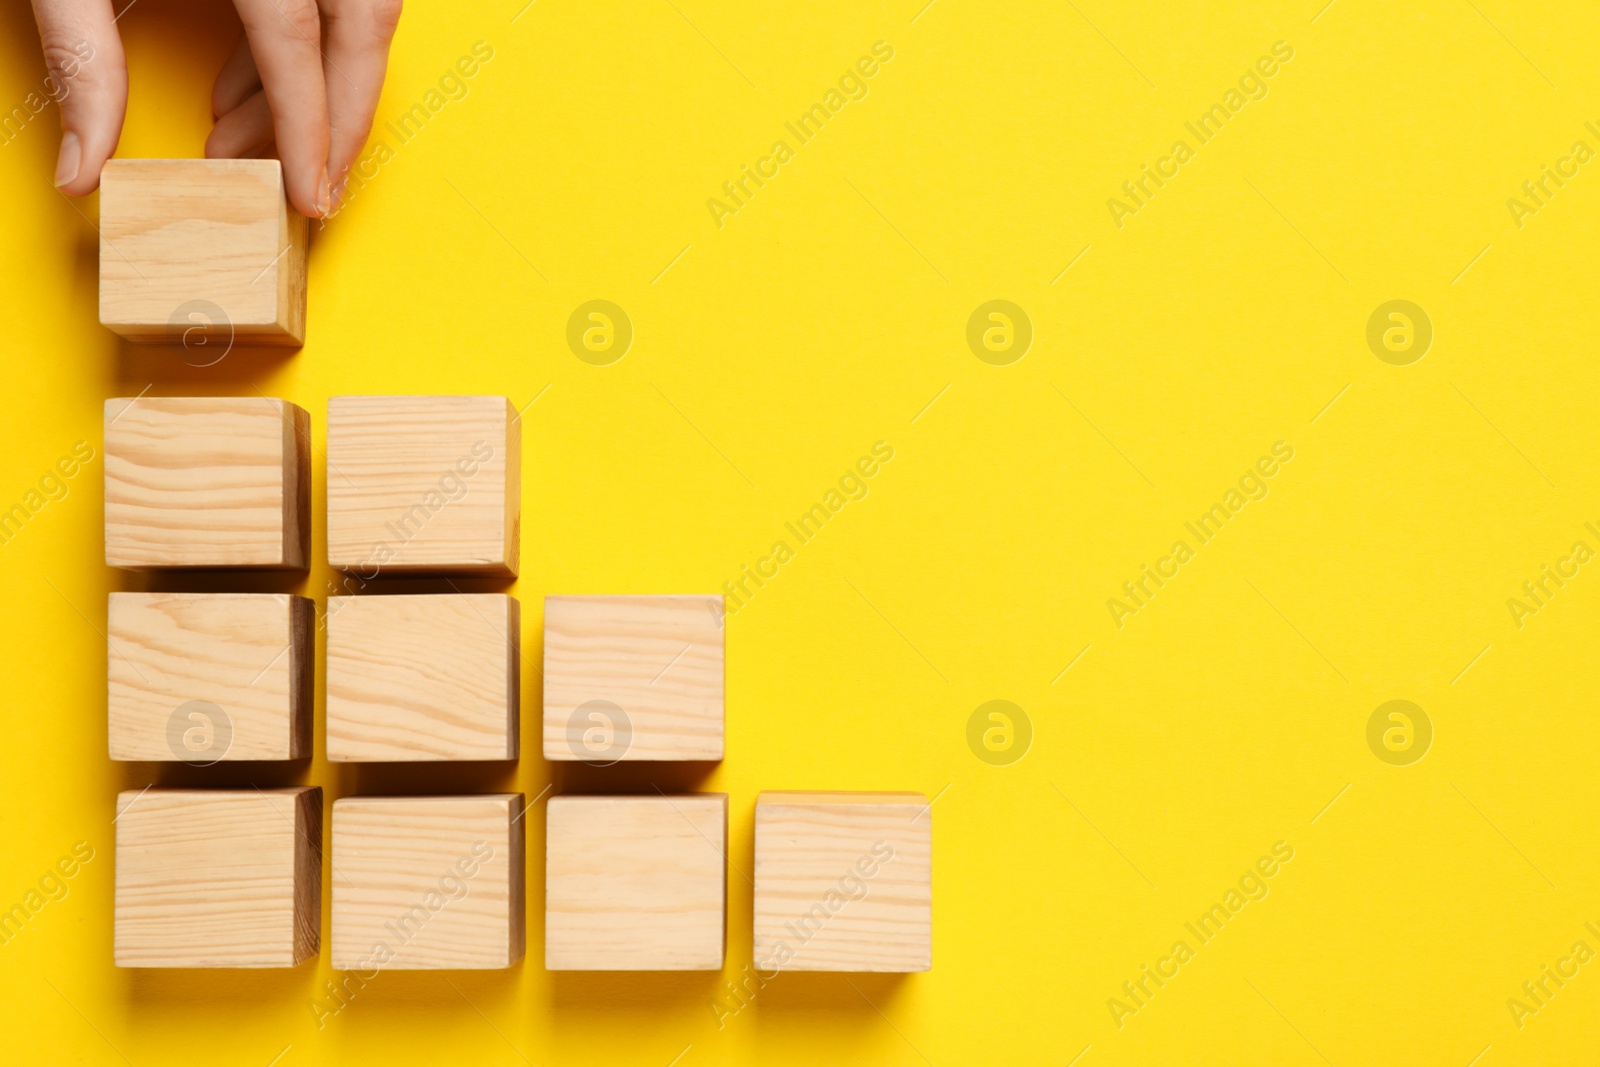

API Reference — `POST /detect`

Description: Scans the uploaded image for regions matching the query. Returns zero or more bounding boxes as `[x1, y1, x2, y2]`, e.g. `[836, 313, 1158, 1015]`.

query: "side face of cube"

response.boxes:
[108, 592, 312, 761]
[104, 396, 309, 569]
[545, 795, 727, 970]
[325, 594, 519, 761]
[542, 595, 725, 762]
[114, 788, 321, 967]
[98, 158, 307, 345]
[325, 396, 519, 576]
[753, 791, 932, 973]
[331, 795, 524, 970]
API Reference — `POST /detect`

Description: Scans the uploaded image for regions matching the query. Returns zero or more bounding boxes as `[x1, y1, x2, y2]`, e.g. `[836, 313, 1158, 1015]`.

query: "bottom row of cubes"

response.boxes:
[114, 789, 932, 972]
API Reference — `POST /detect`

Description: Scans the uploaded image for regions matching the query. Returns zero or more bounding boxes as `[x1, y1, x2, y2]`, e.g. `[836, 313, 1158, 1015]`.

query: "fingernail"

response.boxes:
[317, 166, 332, 216]
[329, 162, 352, 213]
[54, 132, 80, 188]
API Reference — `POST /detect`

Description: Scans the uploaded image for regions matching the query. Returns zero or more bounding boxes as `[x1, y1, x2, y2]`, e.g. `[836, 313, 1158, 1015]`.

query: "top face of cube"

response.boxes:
[753, 791, 931, 973]
[325, 594, 519, 761]
[104, 396, 309, 569]
[114, 787, 321, 967]
[545, 795, 727, 971]
[99, 159, 307, 345]
[326, 396, 520, 576]
[331, 794, 524, 970]
[542, 595, 724, 762]
[108, 592, 311, 761]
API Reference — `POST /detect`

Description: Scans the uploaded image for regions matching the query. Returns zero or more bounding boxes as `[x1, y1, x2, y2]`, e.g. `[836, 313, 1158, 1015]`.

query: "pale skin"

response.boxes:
[31, 0, 402, 217]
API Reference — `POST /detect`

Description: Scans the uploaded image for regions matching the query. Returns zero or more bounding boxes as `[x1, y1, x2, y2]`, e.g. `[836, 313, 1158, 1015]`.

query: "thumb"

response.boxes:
[30, 0, 127, 195]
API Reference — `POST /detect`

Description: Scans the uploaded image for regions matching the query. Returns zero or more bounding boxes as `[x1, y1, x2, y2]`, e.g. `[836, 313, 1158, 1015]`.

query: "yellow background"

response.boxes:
[2, 0, 1599, 1062]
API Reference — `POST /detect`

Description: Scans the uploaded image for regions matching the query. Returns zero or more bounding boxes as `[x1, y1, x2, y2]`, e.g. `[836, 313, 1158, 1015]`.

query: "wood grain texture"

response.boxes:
[114, 787, 320, 967]
[326, 396, 519, 576]
[545, 795, 726, 970]
[753, 791, 931, 972]
[99, 159, 307, 344]
[104, 395, 309, 569]
[108, 592, 311, 761]
[542, 595, 723, 761]
[325, 594, 519, 761]
[331, 795, 524, 970]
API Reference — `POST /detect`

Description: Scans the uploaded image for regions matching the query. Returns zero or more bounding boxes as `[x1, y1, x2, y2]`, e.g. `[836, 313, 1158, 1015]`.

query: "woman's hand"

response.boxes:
[32, 0, 402, 217]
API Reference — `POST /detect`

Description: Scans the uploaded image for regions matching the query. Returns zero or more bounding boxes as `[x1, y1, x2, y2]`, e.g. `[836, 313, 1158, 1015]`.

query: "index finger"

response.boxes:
[30, 0, 128, 195]
[319, 0, 401, 206]
[229, 0, 329, 216]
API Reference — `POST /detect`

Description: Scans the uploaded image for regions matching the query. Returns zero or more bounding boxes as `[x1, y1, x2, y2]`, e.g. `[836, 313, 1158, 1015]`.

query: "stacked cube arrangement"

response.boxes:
[100, 158, 931, 976]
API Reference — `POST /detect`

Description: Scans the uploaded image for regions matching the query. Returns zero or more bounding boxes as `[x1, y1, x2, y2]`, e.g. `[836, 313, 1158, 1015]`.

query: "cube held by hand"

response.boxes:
[99, 159, 307, 346]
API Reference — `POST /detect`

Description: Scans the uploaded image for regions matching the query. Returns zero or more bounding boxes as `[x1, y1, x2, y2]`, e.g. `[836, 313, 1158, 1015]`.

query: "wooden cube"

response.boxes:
[545, 795, 726, 970]
[326, 396, 520, 576]
[100, 159, 307, 345]
[753, 791, 931, 972]
[542, 595, 723, 761]
[326, 594, 519, 761]
[115, 787, 320, 967]
[108, 592, 312, 761]
[331, 795, 524, 970]
[104, 396, 310, 569]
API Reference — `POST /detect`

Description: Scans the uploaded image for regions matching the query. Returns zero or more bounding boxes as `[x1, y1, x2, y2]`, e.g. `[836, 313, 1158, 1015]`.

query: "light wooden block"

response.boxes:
[331, 795, 524, 970]
[326, 396, 520, 576]
[326, 594, 519, 761]
[99, 159, 307, 345]
[115, 787, 320, 967]
[753, 791, 931, 972]
[545, 795, 726, 970]
[104, 395, 310, 569]
[108, 592, 311, 761]
[542, 595, 723, 761]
